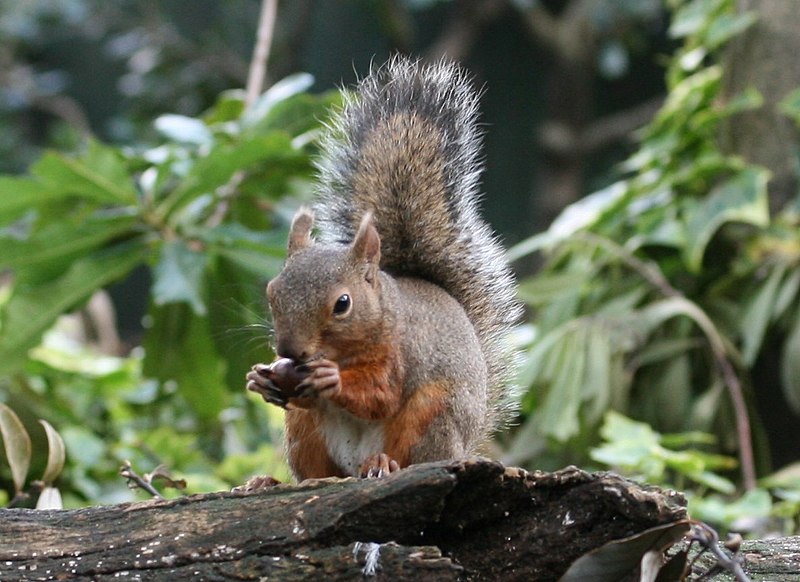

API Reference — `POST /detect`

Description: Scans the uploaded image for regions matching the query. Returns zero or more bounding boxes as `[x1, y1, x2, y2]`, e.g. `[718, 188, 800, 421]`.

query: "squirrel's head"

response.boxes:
[266, 208, 384, 363]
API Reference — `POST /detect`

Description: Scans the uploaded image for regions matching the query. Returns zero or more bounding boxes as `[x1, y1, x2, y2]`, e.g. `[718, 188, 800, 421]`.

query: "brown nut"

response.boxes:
[263, 357, 308, 396]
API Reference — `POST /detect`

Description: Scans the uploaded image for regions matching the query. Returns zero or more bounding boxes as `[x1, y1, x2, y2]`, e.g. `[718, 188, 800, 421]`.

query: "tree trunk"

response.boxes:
[0, 458, 687, 581]
[721, 0, 800, 210]
[721, 0, 800, 472]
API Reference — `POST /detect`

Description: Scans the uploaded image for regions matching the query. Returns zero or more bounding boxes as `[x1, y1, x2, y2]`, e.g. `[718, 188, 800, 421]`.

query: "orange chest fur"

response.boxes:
[286, 371, 449, 479]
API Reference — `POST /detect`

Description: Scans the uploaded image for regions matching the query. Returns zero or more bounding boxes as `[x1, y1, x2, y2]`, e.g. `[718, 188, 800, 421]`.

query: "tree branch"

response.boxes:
[245, 0, 279, 108]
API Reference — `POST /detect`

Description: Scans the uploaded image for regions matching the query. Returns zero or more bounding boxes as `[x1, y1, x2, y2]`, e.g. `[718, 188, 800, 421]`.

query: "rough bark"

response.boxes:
[0, 458, 687, 581]
[692, 535, 800, 581]
[721, 0, 800, 210]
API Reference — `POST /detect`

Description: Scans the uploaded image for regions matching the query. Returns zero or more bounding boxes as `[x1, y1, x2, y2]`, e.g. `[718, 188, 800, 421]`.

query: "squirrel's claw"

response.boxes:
[294, 359, 341, 399]
[359, 453, 401, 478]
[246, 369, 288, 409]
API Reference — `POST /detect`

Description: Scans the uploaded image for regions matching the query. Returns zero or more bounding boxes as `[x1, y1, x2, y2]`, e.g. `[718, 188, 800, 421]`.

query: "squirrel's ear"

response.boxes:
[287, 207, 314, 257]
[351, 211, 381, 283]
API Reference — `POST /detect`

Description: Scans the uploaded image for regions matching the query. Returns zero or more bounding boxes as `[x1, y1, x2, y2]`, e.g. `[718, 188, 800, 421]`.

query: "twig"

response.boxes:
[715, 351, 757, 491]
[119, 460, 164, 500]
[689, 521, 751, 582]
[245, 0, 279, 108]
[207, 0, 278, 229]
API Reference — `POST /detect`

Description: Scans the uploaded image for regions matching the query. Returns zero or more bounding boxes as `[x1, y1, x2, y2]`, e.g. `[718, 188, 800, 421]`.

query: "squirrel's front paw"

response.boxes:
[294, 358, 342, 400]
[359, 453, 401, 478]
[246, 358, 308, 408]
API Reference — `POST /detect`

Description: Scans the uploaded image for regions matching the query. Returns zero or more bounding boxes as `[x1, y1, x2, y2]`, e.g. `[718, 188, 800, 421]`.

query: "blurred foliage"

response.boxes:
[592, 411, 800, 537]
[0, 73, 338, 505]
[507, 0, 800, 534]
[0, 0, 259, 173]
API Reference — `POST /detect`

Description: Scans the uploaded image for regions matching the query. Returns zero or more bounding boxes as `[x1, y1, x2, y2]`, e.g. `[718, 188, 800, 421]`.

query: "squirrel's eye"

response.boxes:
[333, 294, 351, 316]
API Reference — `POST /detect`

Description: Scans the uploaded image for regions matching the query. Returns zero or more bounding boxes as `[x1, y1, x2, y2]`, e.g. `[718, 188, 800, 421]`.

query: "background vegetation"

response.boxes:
[1, 0, 799, 537]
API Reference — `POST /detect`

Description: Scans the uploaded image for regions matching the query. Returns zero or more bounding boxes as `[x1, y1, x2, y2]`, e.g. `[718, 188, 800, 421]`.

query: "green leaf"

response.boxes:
[517, 271, 590, 306]
[31, 140, 138, 205]
[143, 303, 228, 423]
[543, 181, 629, 246]
[660, 431, 717, 448]
[780, 311, 800, 414]
[591, 411, 660, 468]
[760, 461, 800, 489]
[241, 73, 315, 129]
[649, 354, 692, 429]
[779, 88, 800, 126]
[0, 176, 61, 220]
[152, 240, 209, 315]
[690, 489, 772, 529]
[207, 256, 273, 393]
[0, 240, 147, 374]
[634, 337, 702, 368]
[669, 0, 726, 39]
[0, 213, 137, 278]
[705, 11, 759, 50]
[584, 323, 612, 424]
[38, 420, 66, 485]
[245, 91, 339, 139]
[517, 324, 570, 390]
[155, 114, 213, 146]
[683, 167, 770, 272]
[536, 327, 585, 441]
[159, 133, 299, 218]
[0, 403, 32, 493]
[774, 267, 800, 320]
[203, 89, 247, 125]
[687, 470, 736, 494]
[740, 264, 786, 365]
[201, 222, 287, 280]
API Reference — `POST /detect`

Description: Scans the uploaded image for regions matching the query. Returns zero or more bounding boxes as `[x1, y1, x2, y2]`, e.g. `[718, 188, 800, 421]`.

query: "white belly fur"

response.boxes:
[318, 402, 385, 476]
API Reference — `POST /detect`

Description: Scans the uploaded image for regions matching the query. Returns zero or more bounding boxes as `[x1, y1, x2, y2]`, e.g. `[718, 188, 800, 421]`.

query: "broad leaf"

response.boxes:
[684, 167, 770, 272]
[241, 73, 315, 129]
[152, 240, 209, 315]
[591, 412, 660, 468]
[0, 404, 32, 493]
[559, 521, 691, 582]
[143, 303, 228, 422]
[780, 311, 800, 414]
[155, 114, 213, 146]
[39, 419, 66, 485]
[740, 264, 786, 365]
[0, 213, 137, 279]
[158, 133, 299, 218]
[536, 327, 585, 441]
[779, 88, 800, 126]
[705, 11, 759, 50]
[517, 271, 590, 305]
[0, 240, 147, 374]
[31, 140, 138, 205]
[669, 0, 726, 39]
[0, 176, 62, 220]
[201, 222, 287, 280]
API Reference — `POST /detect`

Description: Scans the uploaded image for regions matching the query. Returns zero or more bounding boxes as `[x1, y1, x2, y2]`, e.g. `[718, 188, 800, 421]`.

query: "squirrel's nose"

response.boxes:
[276, 339, 308, 362]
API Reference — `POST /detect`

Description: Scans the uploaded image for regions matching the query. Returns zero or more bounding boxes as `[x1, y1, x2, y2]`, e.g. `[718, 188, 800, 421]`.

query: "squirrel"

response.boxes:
[245, 56, 521, 481]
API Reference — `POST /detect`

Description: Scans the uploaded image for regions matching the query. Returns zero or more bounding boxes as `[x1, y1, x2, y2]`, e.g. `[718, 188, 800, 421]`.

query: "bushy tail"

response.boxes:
[314, 56, 521, 429]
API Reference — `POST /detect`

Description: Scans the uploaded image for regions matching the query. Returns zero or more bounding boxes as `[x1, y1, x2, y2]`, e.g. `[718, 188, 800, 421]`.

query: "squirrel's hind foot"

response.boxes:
[359, 453, 401, 478]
